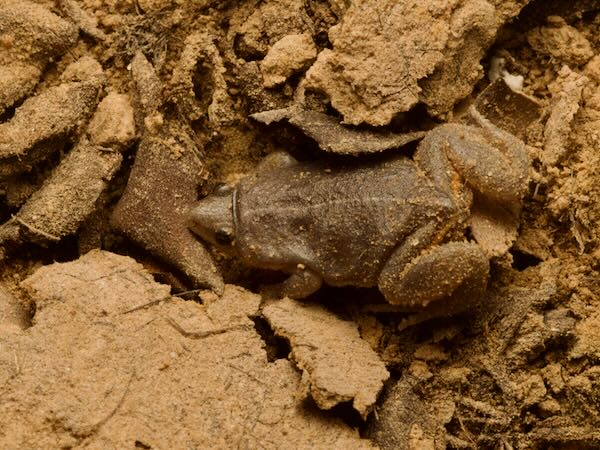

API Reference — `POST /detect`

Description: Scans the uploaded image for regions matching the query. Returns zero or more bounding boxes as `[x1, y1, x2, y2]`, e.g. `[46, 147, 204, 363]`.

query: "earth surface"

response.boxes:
[1, 0, 600, 449]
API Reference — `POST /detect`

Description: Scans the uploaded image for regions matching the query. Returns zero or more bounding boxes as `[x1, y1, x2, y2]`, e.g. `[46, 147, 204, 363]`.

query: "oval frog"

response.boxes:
[189, 110, 528, 316]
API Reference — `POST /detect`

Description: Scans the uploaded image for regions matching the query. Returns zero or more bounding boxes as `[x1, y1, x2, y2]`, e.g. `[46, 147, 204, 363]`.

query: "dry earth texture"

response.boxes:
[1, 0, 600, 449]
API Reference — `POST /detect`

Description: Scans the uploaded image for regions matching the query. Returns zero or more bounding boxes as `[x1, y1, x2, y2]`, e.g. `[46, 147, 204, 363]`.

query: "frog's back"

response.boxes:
[236, 155, 454, 286]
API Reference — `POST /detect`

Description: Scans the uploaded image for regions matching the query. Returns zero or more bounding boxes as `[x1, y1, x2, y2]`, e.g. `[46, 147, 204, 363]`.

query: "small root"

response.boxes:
[13, 215, 60, 242]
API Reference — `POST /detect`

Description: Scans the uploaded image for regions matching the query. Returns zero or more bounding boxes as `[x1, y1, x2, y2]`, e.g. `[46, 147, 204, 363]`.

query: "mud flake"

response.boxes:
[262, 298, 389, 418]
[0, 0, 78, 113]
[0, 90, 133, 255]
[305, 0, 530, 124]
[543, 67, 588, 166]
[59, 0, 107, 41]
[0, 57, 104, 177]
[251, 107, 425, 155]
[110, 129, 223, 292]
[0, 251, 374, 449]
[111, 52, 222, 292]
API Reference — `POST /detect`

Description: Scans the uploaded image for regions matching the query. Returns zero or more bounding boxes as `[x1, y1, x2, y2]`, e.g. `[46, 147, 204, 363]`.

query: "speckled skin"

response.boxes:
[235, 155, 457, 286]
[190, 111, 528, 311]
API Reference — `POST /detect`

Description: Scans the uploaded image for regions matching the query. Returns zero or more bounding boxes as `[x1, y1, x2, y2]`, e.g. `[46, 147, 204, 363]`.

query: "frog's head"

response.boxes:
[189, 184, 237, 254]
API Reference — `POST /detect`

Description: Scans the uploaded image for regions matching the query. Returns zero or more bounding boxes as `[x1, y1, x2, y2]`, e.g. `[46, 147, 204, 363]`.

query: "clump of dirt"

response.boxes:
[1, 0, 600, 448]
[2, 250, 373, 448]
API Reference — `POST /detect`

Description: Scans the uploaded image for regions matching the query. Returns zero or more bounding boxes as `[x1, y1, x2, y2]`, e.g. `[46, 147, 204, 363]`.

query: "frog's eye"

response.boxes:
[213, 183, 232, 195]
[215, 227, 234, 246]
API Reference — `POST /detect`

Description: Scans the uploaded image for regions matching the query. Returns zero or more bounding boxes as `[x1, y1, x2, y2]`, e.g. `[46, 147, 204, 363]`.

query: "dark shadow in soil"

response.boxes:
[301, 396, 366, 432]
[251, 315, 291, 362]
[510, 249, 542, 271]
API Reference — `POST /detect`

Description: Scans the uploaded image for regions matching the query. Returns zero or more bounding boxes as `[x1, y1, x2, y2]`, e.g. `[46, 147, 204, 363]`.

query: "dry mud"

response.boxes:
[1, 0, 600, 449]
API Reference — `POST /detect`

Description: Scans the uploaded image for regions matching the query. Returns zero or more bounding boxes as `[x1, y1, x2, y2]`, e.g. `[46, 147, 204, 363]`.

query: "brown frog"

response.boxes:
[189, 111, 528, 316]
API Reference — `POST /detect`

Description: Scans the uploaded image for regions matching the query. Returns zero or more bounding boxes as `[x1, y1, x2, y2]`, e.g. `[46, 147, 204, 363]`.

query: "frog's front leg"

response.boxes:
[262, 266, 322, 299]
[378, 240, 489, 313]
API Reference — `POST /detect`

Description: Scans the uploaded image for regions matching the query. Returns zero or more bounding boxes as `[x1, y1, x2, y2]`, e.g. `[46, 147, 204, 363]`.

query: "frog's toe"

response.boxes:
[261, 267, 322, 299]
[378, 241, 489, 312]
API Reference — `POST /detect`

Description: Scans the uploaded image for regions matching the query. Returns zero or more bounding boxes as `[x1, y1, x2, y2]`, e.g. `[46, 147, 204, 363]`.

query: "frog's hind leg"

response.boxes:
[378, 241, 489, 315]
[262, 267, 322, 299]
[414, 118, 528, 215]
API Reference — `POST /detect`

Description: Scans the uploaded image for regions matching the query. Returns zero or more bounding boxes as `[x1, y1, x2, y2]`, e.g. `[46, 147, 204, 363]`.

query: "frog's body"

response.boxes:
[236, 156, 458, 287]
[190, 110, 528, 314]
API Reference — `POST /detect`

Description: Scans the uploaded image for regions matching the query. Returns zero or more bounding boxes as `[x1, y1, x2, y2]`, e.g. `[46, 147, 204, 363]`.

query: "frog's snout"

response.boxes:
[189, 193, 235, 247]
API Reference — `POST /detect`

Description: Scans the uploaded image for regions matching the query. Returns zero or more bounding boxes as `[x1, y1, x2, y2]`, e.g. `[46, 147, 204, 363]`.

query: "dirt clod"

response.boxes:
[261, 33, 317, 88]
[263, 298, 389, 418]
[0, 57, 103, 177]
[305, 0, 531, 124]
[251, 107, 425, 154]
[0, 0, 78, 114]
[0, 250, 373, 449]
[527, 16, 595, 67]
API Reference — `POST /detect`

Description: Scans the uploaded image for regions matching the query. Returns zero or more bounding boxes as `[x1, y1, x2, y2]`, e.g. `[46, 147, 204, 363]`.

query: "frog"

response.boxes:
[189, 109, 529, 316]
